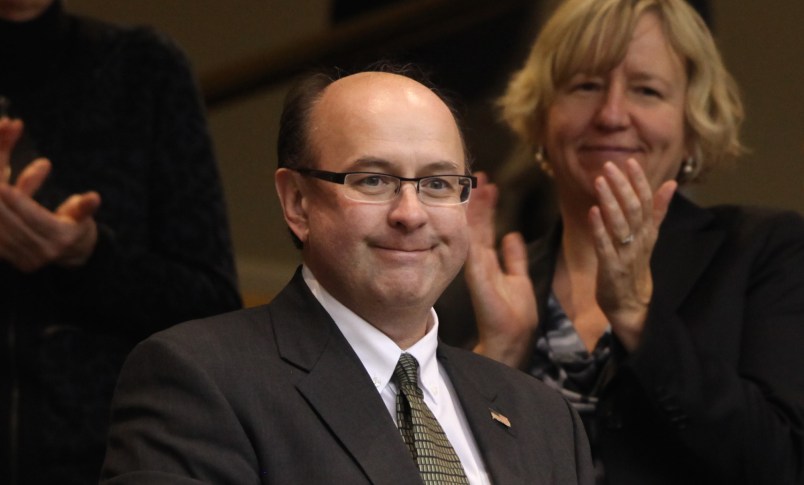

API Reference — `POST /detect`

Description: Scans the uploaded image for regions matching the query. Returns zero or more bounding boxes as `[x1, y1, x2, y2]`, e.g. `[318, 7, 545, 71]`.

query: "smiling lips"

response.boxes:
[579, 144, 642, 165]
[374, 245, 432, 253]
[371, 242, 436, 261]
[581, 144, 641, 154]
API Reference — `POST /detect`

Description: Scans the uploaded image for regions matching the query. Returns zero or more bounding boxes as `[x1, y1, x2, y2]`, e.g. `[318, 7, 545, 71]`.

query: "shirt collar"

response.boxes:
[302, 265, 441, 397]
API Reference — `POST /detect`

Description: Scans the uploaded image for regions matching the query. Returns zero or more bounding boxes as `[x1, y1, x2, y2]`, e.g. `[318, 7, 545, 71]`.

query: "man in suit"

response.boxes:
[100, 65, 593, 484]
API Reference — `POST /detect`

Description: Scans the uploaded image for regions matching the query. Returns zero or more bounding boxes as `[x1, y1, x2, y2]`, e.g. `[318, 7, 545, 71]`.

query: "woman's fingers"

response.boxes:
[501, 231, 528, 276]
[466, 171, 499, 250]
[595, 159, 674, 248]
[653, 179, 678, 226]
[15, 158, 51, 196]
[594, 173, 634, 246]
[0, 118, 24, 184]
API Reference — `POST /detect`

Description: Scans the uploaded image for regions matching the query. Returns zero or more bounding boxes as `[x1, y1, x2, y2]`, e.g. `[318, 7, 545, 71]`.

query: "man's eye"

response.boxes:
[352, 174, 392, 187]
[358, 176, 384, 187]
[422, 177, 453, 191]
[349, 174, 396, 193]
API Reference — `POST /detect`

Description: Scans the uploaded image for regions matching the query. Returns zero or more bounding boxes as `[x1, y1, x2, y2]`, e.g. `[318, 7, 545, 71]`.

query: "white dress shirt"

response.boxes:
[303, 266, 491, 485]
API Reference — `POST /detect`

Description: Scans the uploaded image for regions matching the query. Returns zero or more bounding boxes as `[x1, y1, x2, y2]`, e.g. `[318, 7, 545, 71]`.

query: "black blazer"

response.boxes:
[437, 195, 804, 484]
[100, 269, 593, 484]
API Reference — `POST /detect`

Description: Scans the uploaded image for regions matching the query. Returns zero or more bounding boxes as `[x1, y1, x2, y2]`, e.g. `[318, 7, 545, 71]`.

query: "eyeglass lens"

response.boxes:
[342, 173, 471, 205]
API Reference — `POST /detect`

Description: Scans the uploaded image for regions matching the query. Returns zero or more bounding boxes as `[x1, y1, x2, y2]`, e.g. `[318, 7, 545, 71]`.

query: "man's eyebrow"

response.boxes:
[425, 160, 464, 173]
[348, 157, 393, 171]
[348, 157, 464, 173]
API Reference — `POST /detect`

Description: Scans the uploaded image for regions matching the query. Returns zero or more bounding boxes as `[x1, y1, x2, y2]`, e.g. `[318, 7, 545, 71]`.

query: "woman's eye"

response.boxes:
[636, 86, 662, 98]
[574, 81, 602, 92]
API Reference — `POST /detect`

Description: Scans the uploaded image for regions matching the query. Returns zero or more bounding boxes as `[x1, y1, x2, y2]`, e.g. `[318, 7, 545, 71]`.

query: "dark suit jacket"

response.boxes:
[437, 195, 804, 484]
[100, 269, 593, 484]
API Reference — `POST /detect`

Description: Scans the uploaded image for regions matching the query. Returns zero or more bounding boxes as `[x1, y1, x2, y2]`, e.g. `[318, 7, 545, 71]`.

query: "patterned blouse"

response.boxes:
[528, 292, 612, 482]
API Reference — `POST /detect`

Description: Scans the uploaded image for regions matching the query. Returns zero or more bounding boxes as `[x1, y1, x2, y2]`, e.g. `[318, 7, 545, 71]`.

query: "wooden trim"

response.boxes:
[200, 0, 531, 108]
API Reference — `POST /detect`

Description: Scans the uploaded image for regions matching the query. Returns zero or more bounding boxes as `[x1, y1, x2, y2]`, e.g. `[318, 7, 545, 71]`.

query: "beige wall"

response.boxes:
[691, 1, 804, 212]
[67, 0, 804, 303]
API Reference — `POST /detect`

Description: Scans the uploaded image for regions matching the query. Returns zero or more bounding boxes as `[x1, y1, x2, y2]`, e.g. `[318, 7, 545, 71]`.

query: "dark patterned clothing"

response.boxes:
[529, 292, 613, 483]
[529, 292, 612, 414]
[0, 3, 241, 484]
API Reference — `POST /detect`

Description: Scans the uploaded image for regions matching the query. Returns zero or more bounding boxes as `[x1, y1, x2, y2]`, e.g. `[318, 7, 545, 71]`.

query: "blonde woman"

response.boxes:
[439, 0, 804, 482]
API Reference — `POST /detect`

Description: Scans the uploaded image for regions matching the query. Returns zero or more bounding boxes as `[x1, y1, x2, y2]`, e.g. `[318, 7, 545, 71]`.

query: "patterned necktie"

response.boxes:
[393, 353, 469, 484]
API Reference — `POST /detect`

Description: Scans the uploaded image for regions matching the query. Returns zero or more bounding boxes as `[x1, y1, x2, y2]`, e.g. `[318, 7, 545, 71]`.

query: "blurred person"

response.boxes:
[437, 0, 804, 483]
[100, 65, 593, 484]
[0, 0, 241, 483]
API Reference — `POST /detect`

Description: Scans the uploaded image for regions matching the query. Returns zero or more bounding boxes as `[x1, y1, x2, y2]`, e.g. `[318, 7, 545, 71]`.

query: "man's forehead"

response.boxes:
[315, 72, 441, 117]
[306, 71, 465, 171]
[314, 73, 459, 134]
[326, 71, 419, 96]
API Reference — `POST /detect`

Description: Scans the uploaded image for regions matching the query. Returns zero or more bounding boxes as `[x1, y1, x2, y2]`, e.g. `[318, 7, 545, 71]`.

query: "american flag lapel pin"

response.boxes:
[490, 409, 511, 428]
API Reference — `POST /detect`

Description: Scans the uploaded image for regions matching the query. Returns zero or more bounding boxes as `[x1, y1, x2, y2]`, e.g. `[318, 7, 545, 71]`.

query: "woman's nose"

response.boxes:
[594, 85, 630, 130]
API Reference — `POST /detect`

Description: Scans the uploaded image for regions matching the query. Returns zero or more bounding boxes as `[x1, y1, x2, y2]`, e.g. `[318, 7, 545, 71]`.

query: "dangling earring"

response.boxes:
[535, 147, 553, 177]
[679, 156, 699, 183]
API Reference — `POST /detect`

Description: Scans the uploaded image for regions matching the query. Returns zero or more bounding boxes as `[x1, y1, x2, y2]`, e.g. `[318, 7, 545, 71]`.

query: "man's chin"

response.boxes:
[373, 273, 449, 307]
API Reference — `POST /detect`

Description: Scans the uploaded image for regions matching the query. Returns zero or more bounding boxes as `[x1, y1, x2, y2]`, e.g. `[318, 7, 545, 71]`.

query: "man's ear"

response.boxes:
[274, 168, 309, 244]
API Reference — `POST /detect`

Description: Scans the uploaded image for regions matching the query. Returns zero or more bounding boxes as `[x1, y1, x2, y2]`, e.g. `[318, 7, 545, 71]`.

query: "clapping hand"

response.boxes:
[588, 159, 676, 351]
[464, 172, 538, 368]
[0, 118, 101, 272]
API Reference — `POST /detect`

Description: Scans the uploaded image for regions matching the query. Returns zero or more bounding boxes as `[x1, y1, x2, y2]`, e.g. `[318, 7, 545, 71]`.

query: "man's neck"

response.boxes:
[363, 308, 433, 350]
[301, 266, 435, 349]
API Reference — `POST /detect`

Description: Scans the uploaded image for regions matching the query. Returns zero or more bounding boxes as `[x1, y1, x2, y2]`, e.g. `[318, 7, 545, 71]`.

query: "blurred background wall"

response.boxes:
[65, 0, 804, 305]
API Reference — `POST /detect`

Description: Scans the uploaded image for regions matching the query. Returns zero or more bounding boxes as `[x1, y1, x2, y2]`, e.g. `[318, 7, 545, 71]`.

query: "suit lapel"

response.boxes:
[438, 346, 546, 484]
[650, 194, 726, 311]
[268, 269, 422, 485]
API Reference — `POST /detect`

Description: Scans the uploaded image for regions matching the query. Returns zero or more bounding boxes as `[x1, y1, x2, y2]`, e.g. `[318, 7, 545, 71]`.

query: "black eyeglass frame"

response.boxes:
[293, 168, 478, 205]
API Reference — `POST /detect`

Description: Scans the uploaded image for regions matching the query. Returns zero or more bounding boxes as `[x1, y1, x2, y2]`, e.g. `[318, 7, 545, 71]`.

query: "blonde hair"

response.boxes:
[499, 0, 744, 182]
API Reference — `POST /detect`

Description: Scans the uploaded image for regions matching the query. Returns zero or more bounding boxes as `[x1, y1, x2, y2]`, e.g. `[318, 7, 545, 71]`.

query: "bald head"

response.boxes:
[0, 0, 54, 21]
[277, 65, 468, 172]
[307, 72, 466, 172]
[315, 71, 456, 126]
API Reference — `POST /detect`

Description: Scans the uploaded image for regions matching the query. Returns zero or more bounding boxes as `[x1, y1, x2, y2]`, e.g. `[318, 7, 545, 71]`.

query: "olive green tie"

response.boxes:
[393, 353, 469, 484]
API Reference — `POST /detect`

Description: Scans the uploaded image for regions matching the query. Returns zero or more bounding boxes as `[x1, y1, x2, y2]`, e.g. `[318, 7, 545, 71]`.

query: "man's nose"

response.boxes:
[387, 182, 428, 229]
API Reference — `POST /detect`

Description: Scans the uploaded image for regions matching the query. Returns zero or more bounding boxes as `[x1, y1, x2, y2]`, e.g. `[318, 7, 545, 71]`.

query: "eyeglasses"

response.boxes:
[294, 168, 477, 206]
